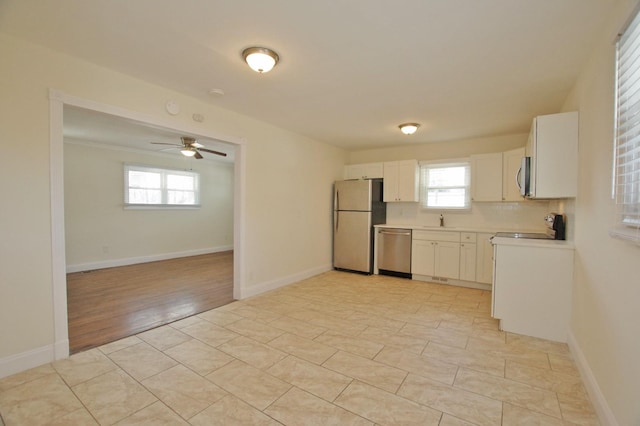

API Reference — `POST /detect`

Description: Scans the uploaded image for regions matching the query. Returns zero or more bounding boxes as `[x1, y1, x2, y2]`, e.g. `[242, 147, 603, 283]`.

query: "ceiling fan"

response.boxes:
[151, 136, 227, 159]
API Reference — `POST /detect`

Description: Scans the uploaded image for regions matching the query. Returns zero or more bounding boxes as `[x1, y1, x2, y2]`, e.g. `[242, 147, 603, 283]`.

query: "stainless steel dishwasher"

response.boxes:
[377, 228, 412, 278]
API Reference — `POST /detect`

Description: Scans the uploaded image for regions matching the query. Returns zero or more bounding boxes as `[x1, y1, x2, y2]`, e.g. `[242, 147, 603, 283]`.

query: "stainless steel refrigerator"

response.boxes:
[333, 179, 386, 274]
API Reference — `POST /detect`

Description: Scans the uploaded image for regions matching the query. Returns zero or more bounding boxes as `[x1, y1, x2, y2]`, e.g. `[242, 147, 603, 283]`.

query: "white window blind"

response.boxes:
[124, 164, 200, 207]
[612, 9, 640, 244]
[420, 161, 471, 209]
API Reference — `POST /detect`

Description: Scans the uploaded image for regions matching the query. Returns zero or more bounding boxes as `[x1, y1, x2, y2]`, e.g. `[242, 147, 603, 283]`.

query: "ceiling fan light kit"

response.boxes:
[151, 136, 227, 159]
[180, 147, 197, 157]
[399, 123, 420, 135]
[242, 47, 279, 73]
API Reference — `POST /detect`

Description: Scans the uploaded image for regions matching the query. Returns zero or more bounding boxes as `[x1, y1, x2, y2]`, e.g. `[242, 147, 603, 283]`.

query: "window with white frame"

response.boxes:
[419, 161, 471, 209]
[612, 8, 640, 243]
[124, 164, 200, 207]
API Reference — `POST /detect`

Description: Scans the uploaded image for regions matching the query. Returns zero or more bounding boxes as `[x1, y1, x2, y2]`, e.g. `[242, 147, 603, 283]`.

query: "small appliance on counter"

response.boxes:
[494, 213, 566, 240]
[333, 179, 386, 274]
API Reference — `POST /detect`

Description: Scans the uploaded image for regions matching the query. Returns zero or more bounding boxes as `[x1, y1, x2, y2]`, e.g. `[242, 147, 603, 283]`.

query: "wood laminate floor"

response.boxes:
[66, 251, 234, 354]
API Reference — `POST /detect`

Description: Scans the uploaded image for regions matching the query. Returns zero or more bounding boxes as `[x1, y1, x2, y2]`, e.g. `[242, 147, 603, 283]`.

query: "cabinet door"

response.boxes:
[502, 148, 525, 201]
[411, 239, 435, 276]
[345, 163, 384, 180]
[471, 153, 503, 202]
[397, 160, 419, 202]
[383, 162, 399, 202]
[530, 111, 578, 198]
[363, 163, 384, 179]
[435, 241, 460, 279]
[459, 243, 477, 281]
[475, 233, 494, 284]
[344, 164, 364, 180]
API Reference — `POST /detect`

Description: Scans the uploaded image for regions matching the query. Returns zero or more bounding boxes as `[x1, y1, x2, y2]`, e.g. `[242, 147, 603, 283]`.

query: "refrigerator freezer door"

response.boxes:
[334, 180, 372, 212]
[333, 210, 372, 273]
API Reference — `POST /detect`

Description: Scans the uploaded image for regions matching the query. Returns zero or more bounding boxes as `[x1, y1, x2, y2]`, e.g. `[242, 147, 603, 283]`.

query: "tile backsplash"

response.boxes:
[386, 200, 551, 232]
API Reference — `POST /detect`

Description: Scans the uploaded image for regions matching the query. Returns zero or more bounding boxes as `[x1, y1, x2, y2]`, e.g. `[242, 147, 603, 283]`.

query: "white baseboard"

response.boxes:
[66, 245, 233, 273]
[0, 344, 55, 380]
[240, 264, 333, 299]
[567, 331, 619, 426]
[411, 274, 492, 291]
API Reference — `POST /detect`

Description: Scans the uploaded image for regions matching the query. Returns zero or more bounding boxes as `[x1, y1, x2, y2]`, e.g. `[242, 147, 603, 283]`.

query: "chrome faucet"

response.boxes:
[439, 214, 444, 227]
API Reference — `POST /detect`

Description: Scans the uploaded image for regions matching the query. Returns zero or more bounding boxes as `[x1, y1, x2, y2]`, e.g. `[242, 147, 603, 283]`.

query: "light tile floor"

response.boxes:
[0, 271, 600, 425]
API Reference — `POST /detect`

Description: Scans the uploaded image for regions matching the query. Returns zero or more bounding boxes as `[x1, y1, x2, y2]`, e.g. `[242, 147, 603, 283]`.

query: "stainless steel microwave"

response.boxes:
[518, 156, 531, 197]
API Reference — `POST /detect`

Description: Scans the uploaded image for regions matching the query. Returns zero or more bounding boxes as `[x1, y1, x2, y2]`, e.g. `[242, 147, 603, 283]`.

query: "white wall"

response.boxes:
[560, 1, 640, 424]
[348, 133, 526, 164]
[0, 33, 346, 371]
[349, 134, 552, 232]
[64, 141, 234, 270]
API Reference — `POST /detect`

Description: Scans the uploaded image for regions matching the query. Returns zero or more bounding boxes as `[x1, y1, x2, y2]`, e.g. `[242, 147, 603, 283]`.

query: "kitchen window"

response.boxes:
[124, 164, 200, 208]
[419, 161, 471, 209]
[612, 7, 640, 243]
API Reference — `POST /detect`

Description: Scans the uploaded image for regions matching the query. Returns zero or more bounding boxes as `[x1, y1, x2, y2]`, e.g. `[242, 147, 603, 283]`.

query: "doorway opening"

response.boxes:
[49, 90, 245, 358]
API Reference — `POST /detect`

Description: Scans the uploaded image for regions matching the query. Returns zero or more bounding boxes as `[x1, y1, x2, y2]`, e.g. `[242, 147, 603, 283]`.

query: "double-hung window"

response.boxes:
[419, 161, 471, 209]
[124, 164, 200, 207]
[612, 8, 640, 243]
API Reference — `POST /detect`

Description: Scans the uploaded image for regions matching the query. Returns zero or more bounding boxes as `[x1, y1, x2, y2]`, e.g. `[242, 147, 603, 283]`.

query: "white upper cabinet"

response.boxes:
[383, 160, 419, 202]
[344, 162, 384, 180]
[471, 153, 503, 202]
[526, 111, 578, 199]
[471, 147, 525, 202]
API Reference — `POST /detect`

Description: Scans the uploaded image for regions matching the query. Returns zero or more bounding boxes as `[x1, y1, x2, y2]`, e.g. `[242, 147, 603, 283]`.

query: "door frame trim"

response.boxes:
[48, 89, 246, 360]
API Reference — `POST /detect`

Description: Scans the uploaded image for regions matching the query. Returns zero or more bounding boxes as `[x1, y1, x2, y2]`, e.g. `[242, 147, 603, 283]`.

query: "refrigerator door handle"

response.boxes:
[336, 190, 339, 211]
[335, 210, 339, 231]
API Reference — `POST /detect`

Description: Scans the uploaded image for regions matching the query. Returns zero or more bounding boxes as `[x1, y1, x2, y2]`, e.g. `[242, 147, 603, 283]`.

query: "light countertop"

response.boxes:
[374, 224, 575, 249]
[490, 236, 575, 249]
[374, 223, 545, 234]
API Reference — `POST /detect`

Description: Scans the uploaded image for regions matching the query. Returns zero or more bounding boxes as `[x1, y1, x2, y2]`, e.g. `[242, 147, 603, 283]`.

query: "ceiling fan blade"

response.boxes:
[198, 147, 228, 157]
[151, 142, 179, 146]
[194, 151, 203, 159]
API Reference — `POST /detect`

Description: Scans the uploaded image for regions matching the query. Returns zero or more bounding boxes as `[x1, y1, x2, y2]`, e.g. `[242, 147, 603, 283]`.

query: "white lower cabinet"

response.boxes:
[459, 242, 477, 282]
[492, 241, 573, 342]
[411, 239, 436, 276]
[475, 233, 495, 284]
[407, 229, 496, 289]
[435, 241, 461, 279]
[411, 231, 460, 280]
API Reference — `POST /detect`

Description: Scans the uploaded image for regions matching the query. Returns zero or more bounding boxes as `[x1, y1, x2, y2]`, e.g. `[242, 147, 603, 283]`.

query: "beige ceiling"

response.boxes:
[0, 0, 617, 150]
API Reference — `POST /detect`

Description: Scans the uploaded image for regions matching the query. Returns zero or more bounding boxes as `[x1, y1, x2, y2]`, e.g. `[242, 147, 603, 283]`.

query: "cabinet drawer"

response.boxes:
[412, 230, 461, 242]
[461, 232, 477, 243]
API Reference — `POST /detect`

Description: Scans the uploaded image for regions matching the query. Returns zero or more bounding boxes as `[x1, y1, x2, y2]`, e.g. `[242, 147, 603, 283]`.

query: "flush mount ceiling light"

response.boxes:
[399, 123, 420, 135]
[242, 47, 279, 73]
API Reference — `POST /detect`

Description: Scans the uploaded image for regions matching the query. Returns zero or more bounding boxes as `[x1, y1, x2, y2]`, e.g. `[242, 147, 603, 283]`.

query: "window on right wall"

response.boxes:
[612, 8, 640, 244]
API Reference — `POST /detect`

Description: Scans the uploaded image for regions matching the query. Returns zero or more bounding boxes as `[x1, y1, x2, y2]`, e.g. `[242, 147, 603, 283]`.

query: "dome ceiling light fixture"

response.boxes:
[399, 123, 420, 135]
[242, 47, 279, 73]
